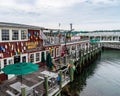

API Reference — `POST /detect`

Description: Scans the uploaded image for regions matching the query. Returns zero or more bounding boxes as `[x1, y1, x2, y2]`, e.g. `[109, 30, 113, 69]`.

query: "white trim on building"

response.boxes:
[0, 27, 28, 42]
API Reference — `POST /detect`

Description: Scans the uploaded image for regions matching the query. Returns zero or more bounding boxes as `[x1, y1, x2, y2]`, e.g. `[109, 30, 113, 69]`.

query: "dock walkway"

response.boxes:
[0, 65, 70, 96]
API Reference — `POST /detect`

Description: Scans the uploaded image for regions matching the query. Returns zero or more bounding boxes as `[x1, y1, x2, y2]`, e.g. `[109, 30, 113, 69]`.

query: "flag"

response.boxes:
[57, 33, 62, 37]
[0, 46, 5, 52]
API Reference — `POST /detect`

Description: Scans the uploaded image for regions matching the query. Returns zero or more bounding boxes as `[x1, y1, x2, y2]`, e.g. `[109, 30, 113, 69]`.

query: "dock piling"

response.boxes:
[58, 70, 62, 96]
[69, 66, 74, 82]
[44, 76, 48, 96]
[21, 86, 26, 96]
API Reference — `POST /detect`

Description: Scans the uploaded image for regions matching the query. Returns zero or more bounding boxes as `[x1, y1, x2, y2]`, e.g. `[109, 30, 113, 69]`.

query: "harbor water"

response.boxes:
[62, 49, 120, 96]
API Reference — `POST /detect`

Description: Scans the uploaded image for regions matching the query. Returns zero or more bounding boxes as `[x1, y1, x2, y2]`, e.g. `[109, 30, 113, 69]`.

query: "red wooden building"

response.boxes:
[0, 22, 89, 82]
[0, 22, 46, 81]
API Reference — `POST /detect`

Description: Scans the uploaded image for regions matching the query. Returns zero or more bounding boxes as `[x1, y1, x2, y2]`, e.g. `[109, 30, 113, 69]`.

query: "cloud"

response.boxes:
[35, 0, 86, 8]
[0, 0, 119, 12]
[0, 0, 120, 31]
[76, 22, 120, 31]
[0, 0, 86, 11]
[86, 0, 119, 5]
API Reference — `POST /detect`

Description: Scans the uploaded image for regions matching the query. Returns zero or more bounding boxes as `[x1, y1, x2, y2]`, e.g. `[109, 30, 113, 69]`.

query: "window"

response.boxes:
[113, 37, 115, 40]
[8, 59, 13, 64]
[12, 30, 19, 40]
[22, 56, 26, 62]
[77, 45, 80, 50]
[21, 30, 27, 40]
[36, 53, 40, 62]
[30, 54, 34, 62]
[56, 48, 59, 56]
[41, 51, 46, 62]
[51, 49, 54, 57]
[46, 50, 49, 56]
[4, 59, 7, 66]
[14, 56, 20, 63]
[2, 29, 9, 40]
[34, 31, 38, 36]
[72, 46, 75, 50]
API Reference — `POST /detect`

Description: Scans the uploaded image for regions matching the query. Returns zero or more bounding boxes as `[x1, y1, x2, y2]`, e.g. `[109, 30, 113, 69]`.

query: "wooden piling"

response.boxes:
[44, 76, 48, 96]
[69, 66, 74, 82]
[21, 86, 26, 96]
[58, 70, 62, 96]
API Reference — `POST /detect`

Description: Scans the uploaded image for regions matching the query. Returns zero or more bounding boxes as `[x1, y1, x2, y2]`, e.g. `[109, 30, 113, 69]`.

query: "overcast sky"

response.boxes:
[0, 0, 120, 31]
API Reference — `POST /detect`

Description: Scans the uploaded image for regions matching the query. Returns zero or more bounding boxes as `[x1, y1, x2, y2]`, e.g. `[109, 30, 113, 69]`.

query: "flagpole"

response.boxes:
[58, 23, 62, 69]
[65, 23, 73, 65]
[58, 23, 61, 43]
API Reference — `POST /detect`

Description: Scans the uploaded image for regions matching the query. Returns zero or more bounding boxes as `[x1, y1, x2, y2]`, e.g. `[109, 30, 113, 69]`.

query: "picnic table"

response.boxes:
[10, 82, 32, 95]
[40, 70, 58, 78]
[40, 70, 58, 87]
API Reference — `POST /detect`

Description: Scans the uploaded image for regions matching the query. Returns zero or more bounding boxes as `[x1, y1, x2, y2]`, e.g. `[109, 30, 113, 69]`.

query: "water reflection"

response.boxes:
[62, 56, 101, 96]
[62, 50, 120, 96]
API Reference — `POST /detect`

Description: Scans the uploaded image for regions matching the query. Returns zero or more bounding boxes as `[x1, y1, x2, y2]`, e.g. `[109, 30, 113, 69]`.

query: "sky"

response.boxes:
[0, 0, 120, 31]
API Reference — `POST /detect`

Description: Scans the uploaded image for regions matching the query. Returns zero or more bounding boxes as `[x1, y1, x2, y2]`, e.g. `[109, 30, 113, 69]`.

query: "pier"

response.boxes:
[44, 42, 101, 96]
[37, 43, 101, 96]
[0, 42, 101, 96]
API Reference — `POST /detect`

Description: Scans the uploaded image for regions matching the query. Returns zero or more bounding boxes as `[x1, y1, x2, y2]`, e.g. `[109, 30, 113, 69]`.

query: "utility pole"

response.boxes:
[70, 23, 73, 42]
[70, 23, 73, 31]
[65, 31, 67, 65]
[58, 23, 61, 43]
[58, 23, 62, 69]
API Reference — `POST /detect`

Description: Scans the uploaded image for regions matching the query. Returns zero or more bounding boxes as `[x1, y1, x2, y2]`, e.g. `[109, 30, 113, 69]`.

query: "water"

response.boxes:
[62, 49, 120, 96]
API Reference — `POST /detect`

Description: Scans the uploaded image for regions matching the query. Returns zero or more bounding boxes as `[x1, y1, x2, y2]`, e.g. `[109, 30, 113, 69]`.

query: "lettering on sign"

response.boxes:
[26, 41, 38, 49]
[26, 41, 43, 52]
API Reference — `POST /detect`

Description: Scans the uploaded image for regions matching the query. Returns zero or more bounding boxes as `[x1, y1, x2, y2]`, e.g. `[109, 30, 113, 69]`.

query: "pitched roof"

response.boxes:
[0, 22, 44, 29]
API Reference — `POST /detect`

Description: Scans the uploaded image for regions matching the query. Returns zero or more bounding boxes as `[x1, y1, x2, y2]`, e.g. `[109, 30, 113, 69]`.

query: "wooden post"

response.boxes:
[59, 57, 62, 69]
[79, 50, 82, 66]
[87, 54, 88, 64]
[44, 76, 48, 96]
[21, 86, 26, 96]
[81, 56, 83, 69]
[70, 66, 74, 82]
[65, 55, 67, 65]
[59, 70, 62, 96]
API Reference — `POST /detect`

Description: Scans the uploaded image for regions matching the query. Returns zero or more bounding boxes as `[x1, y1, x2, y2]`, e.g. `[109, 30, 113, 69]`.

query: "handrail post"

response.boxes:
[44, 76, 48, 96]
[70, 66, 74, 82]
[59, 70, 62, 96]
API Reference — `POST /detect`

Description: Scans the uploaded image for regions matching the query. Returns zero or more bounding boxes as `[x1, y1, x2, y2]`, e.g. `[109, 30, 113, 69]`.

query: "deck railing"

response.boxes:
[44, 38, 89, 46]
